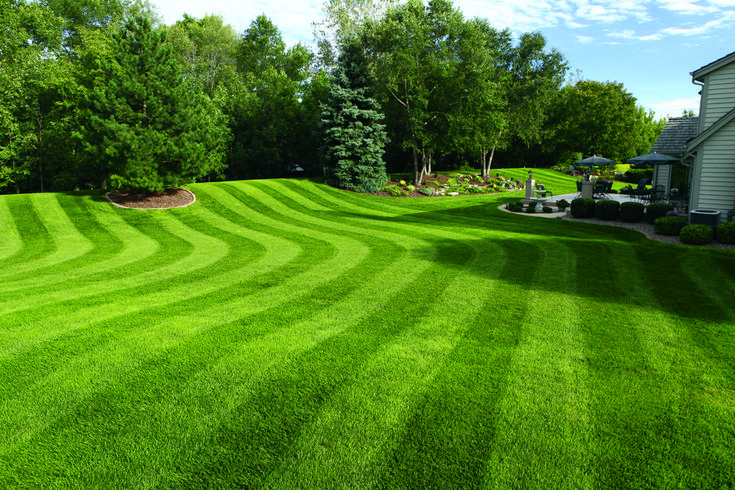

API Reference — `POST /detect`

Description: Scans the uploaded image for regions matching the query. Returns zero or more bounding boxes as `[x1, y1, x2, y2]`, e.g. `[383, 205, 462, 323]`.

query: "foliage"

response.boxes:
[418, 186, 435, 196]
[556, 199, 569, 209]
[619, 202, 645, 222]
[361, 0, 496, 185]
[546, 80, 665, 165]
[525, 204, 536, 213]
[653, 216, 686, 236]
[320, 41, 389, 193]
[645, 203, 674, 224]
[570, 198, 595, 218]
[595, 199, 620, 221]
[680, 224, 714, 245]
[716, 222, 735, 244]
[542, 206, 553, 213]
[382, 184, 408, 196]
[78, 15, 229, 192]
[224, 15, 325, 180]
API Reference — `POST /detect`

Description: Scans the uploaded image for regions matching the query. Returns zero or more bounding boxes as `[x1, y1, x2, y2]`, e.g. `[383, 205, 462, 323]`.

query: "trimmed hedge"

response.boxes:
[645, 203, 675, 224]
[680, 224, 713, 245]
[571, 198, 596, 219]
[653, 216, 686, 236]
[620, 202, 645, 223]
[717, 222, 735, 244]
[595, 200, 620, 221]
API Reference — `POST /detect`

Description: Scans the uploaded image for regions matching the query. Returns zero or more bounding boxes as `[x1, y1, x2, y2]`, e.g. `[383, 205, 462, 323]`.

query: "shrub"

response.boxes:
[542, 206, 553, 213]
[382, 185, 408, 197]
[418, 186, 435, 196]
[653, 216, 686, 236]
[645, 203, 674, 224]
[508, 202, 523, 212]
[570, 198, 596, 218]
[680, 224, 713, 245]
[556, 199, 570, 210]
[525, 205, 537, 213]
[620, 202, 645, 222]
[717, 222, 735, 244]
[405, 184, 415, 192]
[595, 199, 620, 220]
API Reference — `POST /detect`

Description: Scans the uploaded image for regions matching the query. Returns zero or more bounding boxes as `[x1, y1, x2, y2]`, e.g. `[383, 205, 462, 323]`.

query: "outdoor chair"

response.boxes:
[634, 178, 651, 202]
[593, 180, 609, 199]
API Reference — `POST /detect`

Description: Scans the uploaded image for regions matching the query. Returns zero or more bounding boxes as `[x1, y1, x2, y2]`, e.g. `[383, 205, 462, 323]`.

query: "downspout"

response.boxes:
[686, 78, 704, 212]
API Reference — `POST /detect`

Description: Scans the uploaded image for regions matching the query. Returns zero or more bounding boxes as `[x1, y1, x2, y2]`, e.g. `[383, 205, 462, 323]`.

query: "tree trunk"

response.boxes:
[480, 144, 488, 179]
[412, 148, 420, 187]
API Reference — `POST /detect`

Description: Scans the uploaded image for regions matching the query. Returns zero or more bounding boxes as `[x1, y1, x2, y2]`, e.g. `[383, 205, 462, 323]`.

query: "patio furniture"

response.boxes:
[593, 180, 611, 199]
[634, 178, 651, 202]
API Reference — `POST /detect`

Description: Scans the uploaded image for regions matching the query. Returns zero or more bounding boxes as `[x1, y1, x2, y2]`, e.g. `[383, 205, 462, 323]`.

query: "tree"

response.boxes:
[0, 0, 63, 193]
[479, 31, 565, 177]
[320, 41, 389, 192]
[313, 0, 397, 68]
[79, 15, 229, 192]
[548, 80, 659, 165]
[166, 14, 238, 96]
[224, 15, 324, 180]
[362, 0, 479, 185]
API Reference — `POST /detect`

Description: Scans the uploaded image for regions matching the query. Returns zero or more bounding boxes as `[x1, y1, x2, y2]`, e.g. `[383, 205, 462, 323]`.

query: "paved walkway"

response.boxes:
[500, 194, 735, 251]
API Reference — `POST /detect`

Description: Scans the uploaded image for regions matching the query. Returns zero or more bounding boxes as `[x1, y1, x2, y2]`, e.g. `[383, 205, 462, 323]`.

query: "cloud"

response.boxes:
[643, 97, 701, 119]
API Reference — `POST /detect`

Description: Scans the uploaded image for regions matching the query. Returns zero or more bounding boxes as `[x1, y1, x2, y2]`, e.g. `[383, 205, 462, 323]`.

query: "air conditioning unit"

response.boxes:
[689, 209, 721, 228]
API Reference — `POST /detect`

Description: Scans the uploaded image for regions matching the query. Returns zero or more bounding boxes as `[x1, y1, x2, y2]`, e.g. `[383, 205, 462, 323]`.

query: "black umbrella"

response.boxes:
[628, 151, 680, 165]
[574, 155, 615, 167]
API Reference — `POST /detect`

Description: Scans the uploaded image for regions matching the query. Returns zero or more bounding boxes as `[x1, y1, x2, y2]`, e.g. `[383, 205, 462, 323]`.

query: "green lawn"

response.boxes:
[1, 176, 734, 488]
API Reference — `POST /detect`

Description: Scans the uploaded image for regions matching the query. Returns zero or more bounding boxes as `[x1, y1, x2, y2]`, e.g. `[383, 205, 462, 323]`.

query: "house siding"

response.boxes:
[701, 62, 735, 128]
[690, 119, 735, 212]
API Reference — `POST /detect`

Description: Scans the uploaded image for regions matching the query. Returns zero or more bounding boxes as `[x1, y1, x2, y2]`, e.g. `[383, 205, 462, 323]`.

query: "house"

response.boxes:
[685, 50, 735, 216]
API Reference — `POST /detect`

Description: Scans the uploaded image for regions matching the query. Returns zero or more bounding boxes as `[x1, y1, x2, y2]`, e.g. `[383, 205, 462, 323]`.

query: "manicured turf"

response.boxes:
[1, 175, 734, 488]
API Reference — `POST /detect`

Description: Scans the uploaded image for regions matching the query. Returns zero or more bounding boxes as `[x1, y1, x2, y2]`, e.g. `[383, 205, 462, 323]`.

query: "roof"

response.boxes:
[691, 50, 735, 82]
[651, 117, 699, 158]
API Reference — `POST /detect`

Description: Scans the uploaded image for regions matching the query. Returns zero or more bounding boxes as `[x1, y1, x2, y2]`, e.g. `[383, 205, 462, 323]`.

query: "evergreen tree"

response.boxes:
[80, 14, 229, 193]
[320, 42, 388, 193]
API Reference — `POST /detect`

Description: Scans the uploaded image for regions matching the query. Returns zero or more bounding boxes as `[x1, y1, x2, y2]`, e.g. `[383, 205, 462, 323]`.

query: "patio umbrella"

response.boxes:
[573, 155, 615, 167]
[627, 151, 681, 165]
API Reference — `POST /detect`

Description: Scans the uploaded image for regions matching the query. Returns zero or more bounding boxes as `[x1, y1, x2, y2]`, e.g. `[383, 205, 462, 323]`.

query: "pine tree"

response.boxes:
[81, 15, 229, 193]
[320, 42, 389, 193]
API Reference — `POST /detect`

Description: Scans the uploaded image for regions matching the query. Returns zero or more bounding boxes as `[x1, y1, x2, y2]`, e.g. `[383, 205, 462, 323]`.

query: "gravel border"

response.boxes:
[499, 205, 735, 251]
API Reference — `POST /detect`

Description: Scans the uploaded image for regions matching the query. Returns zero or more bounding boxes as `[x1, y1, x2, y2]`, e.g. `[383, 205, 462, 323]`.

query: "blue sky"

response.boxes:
[152, 0, 735, 120]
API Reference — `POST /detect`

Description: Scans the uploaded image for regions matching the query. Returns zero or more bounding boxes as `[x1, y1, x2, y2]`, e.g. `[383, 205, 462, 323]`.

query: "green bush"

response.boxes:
[508, 202, 523, 212]
[405, 184, 415, 192]
[595, 200, 620, 221]
[717, 222, 735, 244]
[570, 198, 596, 218]
[653, 216, 686, 236]
[645, 203, 674, 224]
[680, 224, 713, 245]
[525, 205, 537, 213]
[620, 202, 645, 222]
[418, 186, 435, 196]
[382, 185, 409, 197]
[542, 206, 553, 213]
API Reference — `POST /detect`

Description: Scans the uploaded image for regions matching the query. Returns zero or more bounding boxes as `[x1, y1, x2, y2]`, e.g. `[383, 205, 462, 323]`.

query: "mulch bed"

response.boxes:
[371, 173, 513, 197]
[106, 188, 196, 209]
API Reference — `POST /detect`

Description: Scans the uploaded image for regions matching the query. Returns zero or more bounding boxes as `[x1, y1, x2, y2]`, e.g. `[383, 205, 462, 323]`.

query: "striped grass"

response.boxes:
[1, 177, 734, 488]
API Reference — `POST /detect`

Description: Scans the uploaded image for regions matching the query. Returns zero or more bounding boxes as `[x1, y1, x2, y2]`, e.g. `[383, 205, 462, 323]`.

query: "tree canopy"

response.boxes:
[0, 0, 667, 195]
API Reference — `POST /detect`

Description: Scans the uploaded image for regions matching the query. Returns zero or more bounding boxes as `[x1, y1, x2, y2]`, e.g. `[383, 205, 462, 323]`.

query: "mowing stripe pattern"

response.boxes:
[1, 178, 734, 488]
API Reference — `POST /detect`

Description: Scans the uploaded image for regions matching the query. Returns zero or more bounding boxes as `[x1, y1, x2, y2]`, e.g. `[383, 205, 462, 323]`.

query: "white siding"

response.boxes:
[702, 62, 735, 128]
[692, 119, 735, 213]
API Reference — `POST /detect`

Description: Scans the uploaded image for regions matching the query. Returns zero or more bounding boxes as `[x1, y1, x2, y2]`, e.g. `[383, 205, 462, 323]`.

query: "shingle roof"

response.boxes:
[691, 50, 735, 81]
[651, 117, 699, 158]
